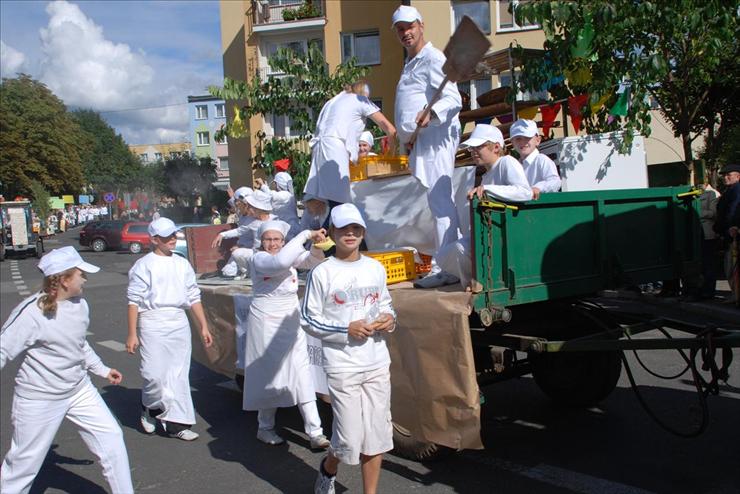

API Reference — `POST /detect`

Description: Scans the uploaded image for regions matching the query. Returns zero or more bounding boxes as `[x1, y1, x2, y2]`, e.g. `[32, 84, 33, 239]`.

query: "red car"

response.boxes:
[120, 222, 151, 254]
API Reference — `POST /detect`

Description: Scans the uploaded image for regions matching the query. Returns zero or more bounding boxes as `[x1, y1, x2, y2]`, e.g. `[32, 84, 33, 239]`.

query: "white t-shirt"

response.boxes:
[480, 155, 533, 202]
[301, 255, 395, 373]
[312, 91, 380, 163]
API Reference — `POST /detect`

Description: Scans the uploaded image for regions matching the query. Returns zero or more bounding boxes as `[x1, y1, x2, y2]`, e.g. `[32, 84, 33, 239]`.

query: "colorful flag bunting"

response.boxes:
[540, 104, 559, 137]
[568, 94, 589, 132]
[609, 84, 631, 117]
[518, 106, 538, 120]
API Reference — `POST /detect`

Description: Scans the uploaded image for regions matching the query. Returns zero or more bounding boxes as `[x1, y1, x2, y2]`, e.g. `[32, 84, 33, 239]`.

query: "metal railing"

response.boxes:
[252, 0, 325, 26]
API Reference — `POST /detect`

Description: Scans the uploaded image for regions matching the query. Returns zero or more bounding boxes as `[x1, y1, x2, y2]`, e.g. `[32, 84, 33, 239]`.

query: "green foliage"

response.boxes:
[28, 182, 51, 227]
[160, 154, 218, 204]
[138, 160, 166, 196]
[71, 109, 143, 194]
[0, 74, 85, 197]
[209, 42, 368, 196]
[514, 0, 739, 179]
[282, 1, 321, 21]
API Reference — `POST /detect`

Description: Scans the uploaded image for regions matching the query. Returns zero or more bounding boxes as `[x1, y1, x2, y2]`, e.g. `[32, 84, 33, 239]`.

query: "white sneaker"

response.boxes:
[314, 458, 336, 494]
[413, 272, 459, 289]
[309, 434, 330, 449]
[140, 412, 156, 434]
[257, 429, 284, 445]
[173, 429, 199, 441]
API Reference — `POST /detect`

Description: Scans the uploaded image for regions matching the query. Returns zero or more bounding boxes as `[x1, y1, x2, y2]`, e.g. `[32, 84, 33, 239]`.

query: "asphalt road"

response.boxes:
[1, 229, 739, 494]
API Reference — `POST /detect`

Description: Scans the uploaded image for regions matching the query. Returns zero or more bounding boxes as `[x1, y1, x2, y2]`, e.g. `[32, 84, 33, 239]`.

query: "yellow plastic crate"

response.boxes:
[364, 249, 417, 285]
[350, 155, 409, 182]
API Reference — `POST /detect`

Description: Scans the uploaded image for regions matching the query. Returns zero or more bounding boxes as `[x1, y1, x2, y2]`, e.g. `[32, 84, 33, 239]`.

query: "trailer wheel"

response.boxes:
[530, 349, 622, 408]
[391, 422, 454, 462]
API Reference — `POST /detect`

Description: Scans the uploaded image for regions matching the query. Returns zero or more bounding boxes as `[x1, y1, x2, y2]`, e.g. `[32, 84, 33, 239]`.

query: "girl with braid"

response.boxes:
[0, 247, 133, 494]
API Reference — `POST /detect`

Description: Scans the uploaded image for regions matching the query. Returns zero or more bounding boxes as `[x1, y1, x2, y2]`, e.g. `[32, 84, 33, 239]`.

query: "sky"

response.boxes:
[0, 0, 224, 145]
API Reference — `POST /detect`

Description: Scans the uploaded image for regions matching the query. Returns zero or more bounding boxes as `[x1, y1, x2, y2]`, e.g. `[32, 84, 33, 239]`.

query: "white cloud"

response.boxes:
[0, 40, 27, 77]
[34, 1, 221, 145]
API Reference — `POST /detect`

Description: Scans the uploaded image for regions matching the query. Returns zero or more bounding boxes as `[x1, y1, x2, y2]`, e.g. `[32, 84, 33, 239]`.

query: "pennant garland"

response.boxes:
[228, 109, 247, 138]
[609, 83, 631, 117]
[540, 104, 559, 137]
[567, 94, 589, 132]
[273, 158, 291, 172]
[518, 106, 538, 120]
[589, 92, 610, 114]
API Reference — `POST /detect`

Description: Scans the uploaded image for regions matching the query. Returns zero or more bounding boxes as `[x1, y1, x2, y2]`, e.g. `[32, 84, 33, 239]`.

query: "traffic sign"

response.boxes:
[103, 192, 116, 203]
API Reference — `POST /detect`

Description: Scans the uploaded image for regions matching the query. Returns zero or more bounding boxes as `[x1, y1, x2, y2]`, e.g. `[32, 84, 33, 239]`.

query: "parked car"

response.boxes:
[79, 220, 127, 252]
[173, 223, 210, 259]
[121, 222, 151, 254]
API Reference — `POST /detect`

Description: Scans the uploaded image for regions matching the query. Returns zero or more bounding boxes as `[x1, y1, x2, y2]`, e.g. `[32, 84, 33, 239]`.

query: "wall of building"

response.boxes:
[129, 142, 191, 163]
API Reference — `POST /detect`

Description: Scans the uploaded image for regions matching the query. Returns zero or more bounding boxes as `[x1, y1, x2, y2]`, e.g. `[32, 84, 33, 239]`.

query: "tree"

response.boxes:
[71, 109, 143, 194]
[28, 181, 51, 231]
[209, 43, 369, 195]
[160, 154, 217, 204]
[0, 75, 85, 197]
[514, 0, 739, 183]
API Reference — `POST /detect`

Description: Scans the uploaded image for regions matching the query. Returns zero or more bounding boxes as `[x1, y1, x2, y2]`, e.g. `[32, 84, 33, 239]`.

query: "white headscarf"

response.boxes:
[258, 219, 291, 240]
[359, 131, 374, 147]
[274, 172, 294, 194]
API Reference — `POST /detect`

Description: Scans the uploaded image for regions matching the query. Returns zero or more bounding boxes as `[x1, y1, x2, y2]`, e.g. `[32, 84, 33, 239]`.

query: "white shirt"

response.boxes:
[301, 255, 395, 373]
[480, 155, 533, 202]
[521, 149, 562, 193]
[312, 91, 380, 163]
[1, 295, 110, 400]
[251, 230, 322, 298]
[127, 252, 201, 312]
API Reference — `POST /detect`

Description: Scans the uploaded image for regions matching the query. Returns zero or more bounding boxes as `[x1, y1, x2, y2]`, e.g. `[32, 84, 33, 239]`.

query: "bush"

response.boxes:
[282, 8, 296, 21]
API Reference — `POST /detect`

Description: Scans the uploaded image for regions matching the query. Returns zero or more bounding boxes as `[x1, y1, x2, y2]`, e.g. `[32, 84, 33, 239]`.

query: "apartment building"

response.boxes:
[129, 142, 192, 164]
[187, 95, 231, 190]
[219, 0, 693, 187]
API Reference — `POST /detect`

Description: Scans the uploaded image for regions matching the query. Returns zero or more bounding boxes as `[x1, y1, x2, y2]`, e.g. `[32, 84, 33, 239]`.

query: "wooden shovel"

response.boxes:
[408, 15, 491, 147]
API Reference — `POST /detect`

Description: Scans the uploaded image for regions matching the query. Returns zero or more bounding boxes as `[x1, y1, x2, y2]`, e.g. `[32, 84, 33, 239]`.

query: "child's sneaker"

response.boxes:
[173, 429, 199, 441]
[256, 429, 284, 445]
[309, 434, 330, 449]
[140, 411, 156, 434]
[314, 457, 336, 494]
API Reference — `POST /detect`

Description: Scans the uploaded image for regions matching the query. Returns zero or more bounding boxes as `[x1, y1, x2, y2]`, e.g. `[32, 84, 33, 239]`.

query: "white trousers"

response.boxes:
[222, 247, 253, 277]
[437, 236, 473, 288]
[1, 381, 133, 494]
[257, 401, 323, 438]
[427, 176, 461, 264]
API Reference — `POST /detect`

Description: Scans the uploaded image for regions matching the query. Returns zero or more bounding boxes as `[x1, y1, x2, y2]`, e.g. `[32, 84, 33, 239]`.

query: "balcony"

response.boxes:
[251, 0, 326, 32]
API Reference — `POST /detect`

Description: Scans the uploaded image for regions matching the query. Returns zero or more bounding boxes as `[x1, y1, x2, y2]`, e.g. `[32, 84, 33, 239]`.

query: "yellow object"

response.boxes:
[364, 250, 417, 285]
[350, 155, 409, 182]
[479, 200, 520, 211]
[313, 238, 335, 251]
[518, 106, 538, 120]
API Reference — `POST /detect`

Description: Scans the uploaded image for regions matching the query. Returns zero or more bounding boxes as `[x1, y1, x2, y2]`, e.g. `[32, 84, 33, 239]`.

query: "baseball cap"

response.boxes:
[392, 5, 423, 27]
[460, 124, 504, 148]
[359, 131, 374, 146]
[234, 186, 253, 200]
[510, 119, 538, 138]
[331, 203, 367, 229]
[148, 217, 180, 237]
[258, 220, 291, 239]
[38, 246, 100, 277]
[719, 164, 740, 174]
[246, 189, 273, 211]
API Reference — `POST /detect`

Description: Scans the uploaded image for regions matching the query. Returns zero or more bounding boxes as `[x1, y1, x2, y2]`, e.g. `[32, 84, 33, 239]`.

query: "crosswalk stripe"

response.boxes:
[97, 340, 127, 352]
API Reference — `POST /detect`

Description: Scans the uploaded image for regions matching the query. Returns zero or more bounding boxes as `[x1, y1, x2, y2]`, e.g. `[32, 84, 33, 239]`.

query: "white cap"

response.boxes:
[273, 172, 294, 194]
[359, 131, 374, 147]
[246, 189, 273, 211]
[510, 119, 538, 138]
[38, 246, 100, 277]
[461, 124, 504, 148]
[258, 220, 291, 239]
[392, 5, 423, 27]
[148, 217, 180, 237]
[234, 186, 253, 200]
[331, 203, 367, 229]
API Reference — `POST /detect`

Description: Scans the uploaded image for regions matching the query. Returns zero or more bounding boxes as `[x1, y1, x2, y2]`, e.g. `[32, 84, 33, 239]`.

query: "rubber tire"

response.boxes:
[530, 349, 623, 408]
[129, 242, 142, 254]
[91, 238, 107, 252]
[391, 422, 454, 462]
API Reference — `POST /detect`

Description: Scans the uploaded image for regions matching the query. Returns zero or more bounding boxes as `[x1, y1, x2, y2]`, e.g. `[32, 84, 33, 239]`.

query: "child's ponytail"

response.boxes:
[37, 268, 75, 316]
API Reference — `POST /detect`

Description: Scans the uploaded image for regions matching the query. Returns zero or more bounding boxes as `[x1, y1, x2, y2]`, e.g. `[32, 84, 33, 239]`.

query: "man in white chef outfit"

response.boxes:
[393, 5, 463, 288]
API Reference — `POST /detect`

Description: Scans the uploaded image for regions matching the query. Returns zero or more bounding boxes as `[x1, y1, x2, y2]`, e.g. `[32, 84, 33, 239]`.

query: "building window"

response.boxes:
[498, 0, 537, 31]
[216, 134, 228, 145]
[218, 157, 229, 170]
[452, 0, 491, 35]
[215, 104, 225, 118]
[154, 152, 163, 161]
[138, 153, 149, 162]
[269, 113, 293, 137]
[341, 31, 380, 66]
[197, 131, 210, 146]
[499, 72, 548, 101]
[196, 105, 208, 120]
[458, 78, 493, 110]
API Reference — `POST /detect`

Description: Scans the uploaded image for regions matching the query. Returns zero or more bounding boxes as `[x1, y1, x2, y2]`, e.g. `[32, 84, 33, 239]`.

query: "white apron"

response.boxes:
[242, 292, 316, 410]
[139, 308, 195, 424]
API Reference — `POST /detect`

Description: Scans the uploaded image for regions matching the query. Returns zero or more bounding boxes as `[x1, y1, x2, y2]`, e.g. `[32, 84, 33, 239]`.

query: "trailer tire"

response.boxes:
[530, 349, 622, 408]
[391, 422, 454, 462]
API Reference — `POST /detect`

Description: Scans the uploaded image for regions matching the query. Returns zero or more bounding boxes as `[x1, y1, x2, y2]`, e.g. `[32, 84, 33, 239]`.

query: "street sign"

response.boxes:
[103, 192, 116, 203]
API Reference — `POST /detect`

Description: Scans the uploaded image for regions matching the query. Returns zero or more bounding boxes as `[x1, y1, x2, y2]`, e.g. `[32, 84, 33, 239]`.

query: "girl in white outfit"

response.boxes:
[126, 217, 213, 441]
[1, 246, 133, 494]
[243, 220, 330, 448]
[256, 172, 301, 239]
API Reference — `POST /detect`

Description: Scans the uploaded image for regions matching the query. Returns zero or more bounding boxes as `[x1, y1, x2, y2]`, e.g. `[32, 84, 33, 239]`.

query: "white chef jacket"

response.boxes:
[480, 156, 533, 202]
[521, 149, 562, 193]
[127, 253, 201, 311]
[260, 184, 300, 239]
[395, 42, 462, 189]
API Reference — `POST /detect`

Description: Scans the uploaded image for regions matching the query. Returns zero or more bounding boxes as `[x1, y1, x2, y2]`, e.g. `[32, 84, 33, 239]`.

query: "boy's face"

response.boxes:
[331, 224, 365, 253]
[469, 141, 499, 166]
[151, 233, 176, 255]
[511, 134, 541, 159]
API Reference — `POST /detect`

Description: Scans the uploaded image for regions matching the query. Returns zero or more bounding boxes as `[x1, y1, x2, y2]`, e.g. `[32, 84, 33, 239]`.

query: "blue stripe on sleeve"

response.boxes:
[301, 267, 347, 334]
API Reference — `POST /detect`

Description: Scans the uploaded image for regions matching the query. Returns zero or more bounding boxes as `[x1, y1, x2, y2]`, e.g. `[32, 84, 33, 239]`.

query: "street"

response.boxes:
[1, 229, 739, 494]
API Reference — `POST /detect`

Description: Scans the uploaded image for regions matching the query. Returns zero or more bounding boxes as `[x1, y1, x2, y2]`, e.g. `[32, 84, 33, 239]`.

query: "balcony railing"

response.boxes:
[252, 0, 325, 26]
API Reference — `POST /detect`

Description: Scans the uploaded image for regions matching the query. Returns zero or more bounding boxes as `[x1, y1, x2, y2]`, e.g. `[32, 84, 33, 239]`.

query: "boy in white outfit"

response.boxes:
[510, 119, 561, 199]
[126, 217, 213, 441]
[302, 204, 396, 494]
[1, 247, 133, 494]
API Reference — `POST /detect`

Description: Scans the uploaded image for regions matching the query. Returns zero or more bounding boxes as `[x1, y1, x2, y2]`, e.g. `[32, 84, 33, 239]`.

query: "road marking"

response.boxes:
[97, 340, 127, 352]
[13, 280, 24, 284]
[512, 419, 546, 430]
[16, 285, 28, 291]
[466, 452, 657, 494]
[12, 275, 22, 279]
[18, 291, 31, 296]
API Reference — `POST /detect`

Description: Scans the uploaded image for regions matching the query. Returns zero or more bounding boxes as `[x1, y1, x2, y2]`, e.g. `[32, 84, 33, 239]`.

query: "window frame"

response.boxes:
[195, 104, 209, 120]
[154, 152, 163, 161]
[215, 103, 225, 118]
[496, 0, 539, 33]
[340, 30, 381, 67]
[196, 131, 210, 146]
[451, 0, 491, 35]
